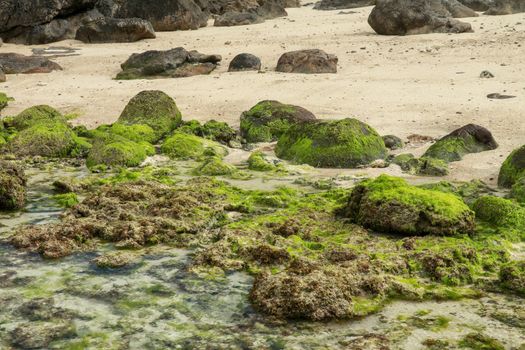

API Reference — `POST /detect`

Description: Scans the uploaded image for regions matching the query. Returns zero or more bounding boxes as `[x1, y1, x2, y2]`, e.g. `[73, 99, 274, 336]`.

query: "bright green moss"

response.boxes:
[498, 145, 525, 188]
[193, 156, 238, 176]
[110, 123, 157, 143]
[9, 105, 65, 131]
[53, 193, 79, 208]
[472, 196, 525, 229]
[86, 136, 154, 169]
[0, 92, 10, 111]
[276, 118, 387, 168]
[395, 155, 449, 176]
[511, 176, 525, 204]
[199, 120, 237, 144]
[240, 100, 316, 143]
[161, 132, 225, 160]
[423, 137, 472, 162]
[248, 151, 276, 171]
[458, 333, 505, 350]
[118, 90, 182, 140]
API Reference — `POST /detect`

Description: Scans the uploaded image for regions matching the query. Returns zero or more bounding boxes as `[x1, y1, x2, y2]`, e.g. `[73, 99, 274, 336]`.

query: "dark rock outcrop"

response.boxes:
[214, 11, 264, 26]
[228, 53, 262, 71]
[276, 49, 338, 74]
[0, 53, 62, 74]
[485, 0, 525, 14]
[458, 0, 494, 11]
[206, 0, 289, 19]
[116, 48, 222, 80]
[314, 0, 375, 10]
[75, 17, 156, 43]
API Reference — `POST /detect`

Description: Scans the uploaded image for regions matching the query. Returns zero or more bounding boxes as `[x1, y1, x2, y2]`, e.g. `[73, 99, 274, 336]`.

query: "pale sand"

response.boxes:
[0, 5, 524, 185]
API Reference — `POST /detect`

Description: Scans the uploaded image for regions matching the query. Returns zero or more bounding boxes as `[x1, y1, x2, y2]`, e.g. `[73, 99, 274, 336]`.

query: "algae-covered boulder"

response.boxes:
[240, 100, 316, 143]
[161, 132, 225, 160]
[472, 196, 525, 228]
[107, 123, 157, 144]
[118, 90, 182, 140]
[498, 145, 525, 188]
[193, 156, 238, 176]
[423, 124, 498, 162]
[248, 151, 277, 171]
[393, 154, 449, 176]
[0, 161, 27, 211]
[177, 119, 238, 145]
[276, 118, 387, 168]
[342, 175, 475, 236]
[8, 105, 65, 130]
[510, 177, 525, 204]
[498, 261, 525, 296]
[86, 135, 154, 169]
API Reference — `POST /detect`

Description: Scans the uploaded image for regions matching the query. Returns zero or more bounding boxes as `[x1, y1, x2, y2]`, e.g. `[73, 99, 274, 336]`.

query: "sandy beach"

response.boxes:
[1, 4, 524, 184]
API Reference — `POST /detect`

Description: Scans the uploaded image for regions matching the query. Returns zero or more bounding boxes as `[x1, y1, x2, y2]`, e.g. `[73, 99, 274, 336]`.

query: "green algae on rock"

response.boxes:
[247, 151, 277, 172]
[393, 154, 449, 176]
[92, 251, 139, 269]
[511, 176, 525, 204]
[0, 92, 10, 111]
[0, 160, 27, 211]
[177, 119, 238, 145]
[107, 123, 157, 144]
[459, 332, 505, 350]
[276, 118, 387, 168]
[498, 261, 525, 296]
[193, 156, 238, 176]
[240, 100, 316, 143]
[161, 132, 226, 160]
[341, 175, 475, 236]
[86, 136, 154, 170]
[117, 90, 182, 140]
[499, 145, 525, 188]
[7, 105, 66, 131]
[472, 196, 525, 229]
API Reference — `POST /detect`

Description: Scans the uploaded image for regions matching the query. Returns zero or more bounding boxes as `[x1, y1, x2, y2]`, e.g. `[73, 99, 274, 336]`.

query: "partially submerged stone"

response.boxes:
[193, 156, 238, 176]
[0, 53, 62, 74]
[423, 124, 498, 162]
[118, 90, 182, 140]
[240, 100, 317, 143]
[276, 49, 338, 74]
[341, 175, 475, 236]
[10, 321, 75, 349]
[86, 135, 154, 169]
[276, 118, 387, 168]
[75, 17, 156, 43]
[498, 145, 525, 188]
[0, 161, 27, 211]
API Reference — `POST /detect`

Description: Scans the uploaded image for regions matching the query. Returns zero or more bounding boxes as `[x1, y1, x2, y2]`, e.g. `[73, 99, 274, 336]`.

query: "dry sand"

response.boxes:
[0, 5, 524, 185]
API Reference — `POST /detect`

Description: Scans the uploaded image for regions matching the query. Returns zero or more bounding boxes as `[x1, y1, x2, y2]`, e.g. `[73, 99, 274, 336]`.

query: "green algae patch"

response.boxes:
[472, 196, 525, 241]
[0, 92, 11, 111]
[108, 123, 157, 144]
[193, 156, 238, 176]
[178, 119, 238, 144]
[161, 132, 226, 160]
[8, 105, 66, 131]
[53, 193, 79, 208]
[276, 118, 387, 168]
[459, 333, 505, 350]
[342, 175, 475, 236]
[247, 151, 277, 172]
[240, 100, 316, 143]
[511, 176, 525, 204]
[393, 154, 449, 176]
[86, 137, 154, 170]
[118, 90, 182, 140]
[499, 145, 525, 188]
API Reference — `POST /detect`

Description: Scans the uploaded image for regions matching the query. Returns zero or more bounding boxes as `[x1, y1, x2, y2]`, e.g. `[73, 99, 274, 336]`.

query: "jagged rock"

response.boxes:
[368, 0, 473, 35]
[485, 0, 525, 14]
[228, 53, 262, 71]
[0, 161, 27, 211]
[116, 47, 222, 80]
[276, 49, 338, 74]
[75, 17, 156, 43]
[314, 0, 375, 10]
[0, 53, 62, 74]
[214, 11, 264, 26]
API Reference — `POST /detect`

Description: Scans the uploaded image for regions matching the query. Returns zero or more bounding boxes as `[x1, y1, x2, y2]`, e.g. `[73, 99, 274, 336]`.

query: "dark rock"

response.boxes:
[480, 70, 494, 78]
[382, 135, 404, 150]
[0, 161, 27, 211]
[0, 53, 62, 74]
[314, 0, 375, 10]
[228, 53, 262, 71]
[76, 17, 156, 43]
[487, 93, 516, 99]
[214, 11, 264, 26]
[458, 0, 494, 11]
[433, 0, 478, 17]
[116, 47, 222, 80]
[10, 321, 75, 349]
[485, 0, 525, 14]
[0, 66, 5, 82]
[276, 49, 338, 74]
[368, 0, 473, 35]
[206, 0, 289, 18]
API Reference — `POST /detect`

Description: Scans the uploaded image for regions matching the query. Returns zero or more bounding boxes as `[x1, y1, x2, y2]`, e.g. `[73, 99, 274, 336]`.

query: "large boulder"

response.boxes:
[314, 0, 375, 10]
[118, 90, 183, 140]
[341, 175, 475, 236]
[275, 118, 387, 168]
[116, 47, 222, 80]
[368, 0, 473, 35]
[498, 145, 525, 188]
[276, 49, 338, 74]
[423, 124, 498, 162]
[240, 100, 317, 143]
[485, 0, 525, 14]
[0, 53, 62, 74]
[75, 17, 156, 43]
[0, 161, 27, 211]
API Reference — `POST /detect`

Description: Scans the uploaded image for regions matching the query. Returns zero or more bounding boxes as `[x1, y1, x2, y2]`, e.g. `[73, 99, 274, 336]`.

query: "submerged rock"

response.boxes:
[0, 161, 27, 211]
[0, 53, 62, 74]
[116, 47, 222, 80]
[423, 124, 498, 162]
[341, 175, 475, 236]
[276, 49, 338, 74]
[75, 17, 156, 43]
[240, 100, 317, 143]
[275, 118, 387, 168]
[498, 145, 525, 188]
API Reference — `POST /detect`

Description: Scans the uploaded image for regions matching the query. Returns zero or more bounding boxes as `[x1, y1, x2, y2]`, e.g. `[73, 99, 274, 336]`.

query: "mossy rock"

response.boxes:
[459, 333, 505, 350]
[176, 119, 237, 145]
[472, 196, 525, 229]
[276, 118, 387, 168]
[8, 105, 65, 131]
[498, 145, 525, 188]
[118, 90, 182, 140]
[423, 124, 498, 162]
[510, 176, 525, 204]
[0, 161, 27, 211]
[8, 121, 82, 158]
[193, 156, 238, 176]
[109, 123, 157, 144]
[86, 135, 155, 169]
[0, 92, 9, 111]
[248, 151, 276, 171]
[394, 154, 449, 176]
[498, 261, 525, 296]
[161, 132, 226, 160]
[341, 175, 475, 236]
[382, 134, 404, 150]
[240, 100, 316, 143]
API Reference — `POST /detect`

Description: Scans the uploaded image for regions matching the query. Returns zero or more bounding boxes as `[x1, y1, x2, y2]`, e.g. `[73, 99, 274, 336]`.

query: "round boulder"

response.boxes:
[276, 49, 338, 74]
[498, 145, 525, 188]
[228, 53, 261, 72]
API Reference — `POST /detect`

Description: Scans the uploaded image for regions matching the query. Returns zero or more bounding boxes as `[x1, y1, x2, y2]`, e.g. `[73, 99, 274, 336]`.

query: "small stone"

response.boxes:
[480, 70, 494, 78]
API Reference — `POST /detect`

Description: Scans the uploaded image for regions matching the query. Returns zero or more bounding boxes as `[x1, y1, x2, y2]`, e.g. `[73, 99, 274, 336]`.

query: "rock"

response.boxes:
[276, 49, 338, 74]
[485, 0, 525, 15]
[499, 261, 525, 296]
[161, 132, 226, 160]
[382, 134, 404, 150]
[178, 119, 238, 144]
[10, 321, 75, 349]
[92, 251, 138, 268]
[510, 177, 525, 204]
[433, 0, 478, 18]
[214, 11, 264, 26]
[116, 47, 222, 80]
[341, 175, 475, 236]
[472, 196, 525, 228]
[314, 0, 375, 10]
[480, 70, 494, 78]
[240, 100, 317, 143]
[228, 53, 262, 72]
[75, 17, 156, 43]
[193, 156, 238, 176]
[17, 298, 71, 321]
[248, 151, 277, 171]
[487, 93, 516, 99]
[86, 135, 154, 169]
[276, 118, 387, 168]
[423, 124, 498, 162]
[368, 0, 473, 35]
[0, 53, 62, 74]
[0, 92, 9, 111]
[206, 0, 289, 19]
[0, 161, 27, 211]
[458, 0, 494, 11]
[118, 90, 183, 140]
[0, 66, 6, 82]
[8, 105, 66, 131]
[394, 155, 450, 176]
[498, 145, 525, 188]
